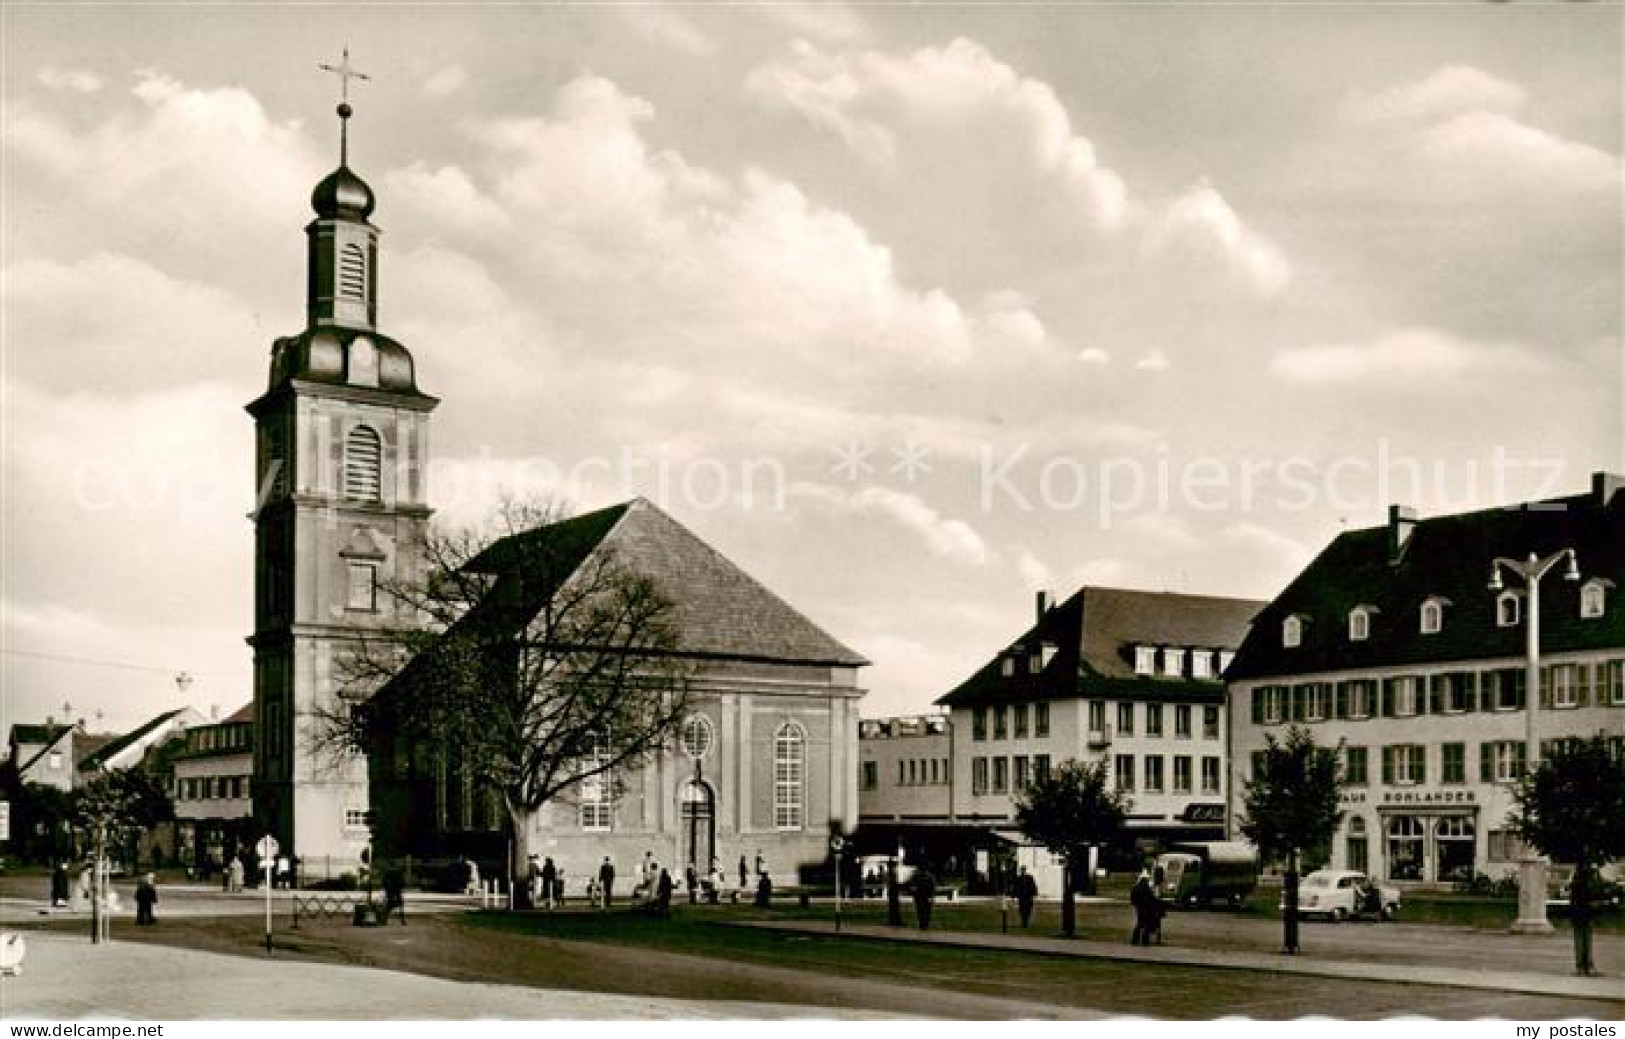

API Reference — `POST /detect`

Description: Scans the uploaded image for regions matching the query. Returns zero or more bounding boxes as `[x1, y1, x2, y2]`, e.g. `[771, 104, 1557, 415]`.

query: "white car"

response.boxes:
[1281, 869, 1400, 921]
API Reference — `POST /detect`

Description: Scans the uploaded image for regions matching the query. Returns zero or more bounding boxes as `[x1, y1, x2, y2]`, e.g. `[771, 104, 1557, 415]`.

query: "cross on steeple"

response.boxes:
[318, 45, 371, 166]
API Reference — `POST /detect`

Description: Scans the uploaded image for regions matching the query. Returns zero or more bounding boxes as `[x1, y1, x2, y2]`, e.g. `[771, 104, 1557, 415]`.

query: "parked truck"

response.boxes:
[1154, 842, 1259, 909]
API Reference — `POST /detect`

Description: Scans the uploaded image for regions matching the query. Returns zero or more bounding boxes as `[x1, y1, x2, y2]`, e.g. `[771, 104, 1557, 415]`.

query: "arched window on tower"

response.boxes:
[344, 425, 382, 502]
[773, 722, 805, 831]
[339, 243, 367, 301]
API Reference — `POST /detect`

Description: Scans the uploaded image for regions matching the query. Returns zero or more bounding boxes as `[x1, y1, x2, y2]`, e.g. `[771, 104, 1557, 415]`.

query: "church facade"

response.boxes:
[249, 96, 865, 885]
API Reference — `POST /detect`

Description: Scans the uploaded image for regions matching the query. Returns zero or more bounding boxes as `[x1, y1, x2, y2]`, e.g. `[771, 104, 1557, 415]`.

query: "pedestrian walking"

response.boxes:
[382, 867, 407, 925]
[228, 856, 245, 894]
[913, 867, 937, 931]
[49, 863, 69, 908]
[599, 856, 616, 908]
[1130, 871, 1157, 945]
[135, 873, 158, 926]
[656, 868, 674, 919]
[754, 849, 765, 878]
[738, 854, 749, 890]
[540, 857, 557, 910]
[754, 870, 773, 908]
[276, 855, 290, 889]
[685, 863, 698, 905]
[1015, 866, 1038, 928]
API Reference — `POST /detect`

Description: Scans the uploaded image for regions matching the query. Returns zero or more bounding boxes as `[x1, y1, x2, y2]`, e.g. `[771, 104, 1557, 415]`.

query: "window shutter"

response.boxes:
[1381, 746, 1394, 785]
[1578, 664, 1591, 707]
[1461, 672, 1476, 713]
[1515, 669, 1527, 710]
[1413, 747, 1426, 785]
[1334, 682, 1348, 720]
[1540, 667, 1553, 709]
[1290, 685, 1304, 722]
[1252, 688, 1263, 725]
[1381, 679, 1394, 717]
[1480, 742, 1493, 783]
[1427, 675, 1440, 714]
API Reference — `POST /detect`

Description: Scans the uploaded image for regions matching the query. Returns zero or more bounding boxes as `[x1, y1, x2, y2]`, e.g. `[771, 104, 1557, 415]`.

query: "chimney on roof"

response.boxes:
[1387, 504, 1418, 563]
[1035, 589, 1051, 623]
[76, 718, 86, 732]
[45, 715, 53, 728]
[1593, 471, 1625, 506]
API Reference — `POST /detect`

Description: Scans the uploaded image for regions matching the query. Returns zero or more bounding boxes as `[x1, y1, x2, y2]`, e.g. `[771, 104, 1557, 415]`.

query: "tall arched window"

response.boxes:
[579, 735, 612, 832]
[773, 722, 805, 831]
[339, 242, 367, 300]
[1282, 615, 1302, 648]
[344, 425, 382, 501]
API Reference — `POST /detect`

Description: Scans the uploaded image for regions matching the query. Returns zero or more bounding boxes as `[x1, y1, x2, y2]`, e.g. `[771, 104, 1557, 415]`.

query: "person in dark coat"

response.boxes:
[598, 856, 616, 908]
[540, 857, 558, 910]
[382, 867, 406, 925]
[738, 854, 749, 890]
[1015, 866, 1038, 928]
[685, 863, 698, 905]
[135, 873, 158, 926]
[656, 868, 674, 918]
[912, 868, 937, 930]
[1129, 871, 1158, 945]
[754, 870, 773, 908]
[50, 863, 69, 908]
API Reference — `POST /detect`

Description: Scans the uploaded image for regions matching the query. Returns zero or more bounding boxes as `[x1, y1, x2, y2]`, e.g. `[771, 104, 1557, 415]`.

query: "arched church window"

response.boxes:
[339, 243, 367, 301]
[344, 425, 382, 502]
[773, 722, 805, 831]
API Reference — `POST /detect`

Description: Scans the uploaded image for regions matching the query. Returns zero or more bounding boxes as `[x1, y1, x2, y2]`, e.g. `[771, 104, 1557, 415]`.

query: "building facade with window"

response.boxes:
[172, 704, 255, 874]
[857, 715, 952, 832]
[367, 498, 868, 890]
[1226, 474, 1625, 884]
[936, 586, 1262, 879]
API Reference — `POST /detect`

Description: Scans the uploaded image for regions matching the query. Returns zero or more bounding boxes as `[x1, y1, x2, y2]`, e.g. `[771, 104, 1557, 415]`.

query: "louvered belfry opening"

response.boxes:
[345, 425, 382, 501]
[339, 242, 367, 300]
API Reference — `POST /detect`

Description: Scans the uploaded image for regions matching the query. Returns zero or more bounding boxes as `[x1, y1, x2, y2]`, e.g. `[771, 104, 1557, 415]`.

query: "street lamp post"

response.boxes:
[1488, 548, 1580, 935]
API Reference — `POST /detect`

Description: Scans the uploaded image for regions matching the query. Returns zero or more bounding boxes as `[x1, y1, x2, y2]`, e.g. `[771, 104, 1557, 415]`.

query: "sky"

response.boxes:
[2, 2, 1621, 734]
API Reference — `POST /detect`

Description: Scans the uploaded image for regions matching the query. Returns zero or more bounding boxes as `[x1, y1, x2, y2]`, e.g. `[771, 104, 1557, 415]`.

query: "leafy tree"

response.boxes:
[73, 767, 175, 942]
[323, 499, 693, 908]
[1237, 725, 1343, 954]
[1510, 734, 1625, 976]
[1015, 758, 1129, 937]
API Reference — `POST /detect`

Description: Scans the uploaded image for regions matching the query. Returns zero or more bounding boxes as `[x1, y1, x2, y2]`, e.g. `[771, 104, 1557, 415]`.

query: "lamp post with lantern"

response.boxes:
[1487, 547, 1580, 935]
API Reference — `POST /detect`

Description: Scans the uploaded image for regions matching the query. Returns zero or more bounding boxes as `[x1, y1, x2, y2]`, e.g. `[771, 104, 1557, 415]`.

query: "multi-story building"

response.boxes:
[934, 586, 1261, 893]
[856, 715, 952, 862]
[172, 704, 255, 874]
[1226, 473, 1625, 884]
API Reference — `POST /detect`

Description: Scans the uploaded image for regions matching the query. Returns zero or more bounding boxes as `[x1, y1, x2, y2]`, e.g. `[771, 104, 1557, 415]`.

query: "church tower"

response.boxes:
[247, 75, 437, 872]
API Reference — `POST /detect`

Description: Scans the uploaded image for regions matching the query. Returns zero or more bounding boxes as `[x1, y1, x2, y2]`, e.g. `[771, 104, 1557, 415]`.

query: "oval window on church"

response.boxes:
[681, 714, 713, 760]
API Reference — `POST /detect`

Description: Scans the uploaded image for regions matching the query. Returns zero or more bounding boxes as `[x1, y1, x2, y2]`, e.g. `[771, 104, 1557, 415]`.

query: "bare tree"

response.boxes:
[322, 499, 693, 907]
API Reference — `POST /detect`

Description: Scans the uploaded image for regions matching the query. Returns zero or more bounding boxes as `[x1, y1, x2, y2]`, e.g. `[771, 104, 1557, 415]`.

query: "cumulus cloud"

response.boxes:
[1143, 180, 1290, 296]
[1268, 328, 1545, 386]
[1344, 64, 1526, 125]
[421, 64, 468, 98]
[1134, 349, 1170, 372]
[386, 163, 512, 232]
[1077, 347, 1110, 365]
[746, 37, 1129, 229]
[791, 483, 988, 565]
[38, 66, 102, 93]
[750, 2, 869, 43]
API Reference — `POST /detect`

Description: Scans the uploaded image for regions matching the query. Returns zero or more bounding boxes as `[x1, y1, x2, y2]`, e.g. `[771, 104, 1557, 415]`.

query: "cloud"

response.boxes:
[747, 38, 1129, 230]
[751, 2, 869, 43]
[1344, 65, 1526, 125]
[1143, 180, 1290, 296]
[791, 483, 988, 565]
[386, 163, 512, 232]
[38, 66, 102, 93]
[1077, 347, 1110, 365]
[614, 5, 714, 54]
[1269, 327, 1545, 386]
[1134, 349, 1170, 372]
[421, 64, 468, 98]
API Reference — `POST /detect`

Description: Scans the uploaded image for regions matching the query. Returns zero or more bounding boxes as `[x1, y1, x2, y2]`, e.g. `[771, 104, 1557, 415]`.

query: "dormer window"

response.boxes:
[1420, 598, 1445, 635]
[1134, 646, 1156, 675]
[1191, 652, 1213, 680]
[1496, 590, 1521, 628]
[1000, 657, 1015, 678]
[1161, 648, 1186, 677]
[1580, 580, 1608, 619]
[1282, 616, 1303, 648]
[1348, 608, 1371, 642]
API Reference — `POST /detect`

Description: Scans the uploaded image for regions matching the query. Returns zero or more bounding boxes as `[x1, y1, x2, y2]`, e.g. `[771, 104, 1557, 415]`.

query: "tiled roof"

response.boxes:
[461, 498, 867, 668]
[1226, 475, 1625, 681]
[936, 586, 1262, 708]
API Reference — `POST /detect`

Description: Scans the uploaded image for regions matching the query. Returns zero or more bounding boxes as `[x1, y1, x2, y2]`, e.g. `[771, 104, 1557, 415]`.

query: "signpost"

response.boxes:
[830, 835, 845, 933]
[256, 835, 279, 954]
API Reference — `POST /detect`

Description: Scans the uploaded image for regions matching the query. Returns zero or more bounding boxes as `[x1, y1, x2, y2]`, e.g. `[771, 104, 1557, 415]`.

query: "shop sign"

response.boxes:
[1179, 803, 1226, 823]
[1380, 789, 1476, 805]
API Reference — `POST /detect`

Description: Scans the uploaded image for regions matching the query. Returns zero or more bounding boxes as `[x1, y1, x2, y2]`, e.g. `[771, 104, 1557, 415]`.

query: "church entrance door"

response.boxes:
[681, 780, 715, 874]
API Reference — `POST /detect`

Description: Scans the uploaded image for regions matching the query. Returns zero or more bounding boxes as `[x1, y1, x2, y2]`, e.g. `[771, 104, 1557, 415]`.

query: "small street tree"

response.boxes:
[1015, 758, 1129, 937]
[1510, 733, 1625, 976]
[1238, 725, 1343, 954]
[324, 499, 693, 909]
[74, 767, 175, 943]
